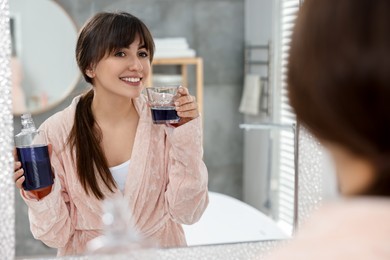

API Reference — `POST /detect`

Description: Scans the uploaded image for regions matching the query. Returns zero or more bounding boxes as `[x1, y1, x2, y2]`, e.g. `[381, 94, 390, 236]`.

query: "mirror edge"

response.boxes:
[1, 0, 15, 258]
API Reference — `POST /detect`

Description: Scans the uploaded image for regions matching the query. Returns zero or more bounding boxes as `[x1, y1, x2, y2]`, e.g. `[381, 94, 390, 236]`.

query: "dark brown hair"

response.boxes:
[68, 12, 155, 199]
[288, 0, 390, 196]
[76, 11, 155, 84]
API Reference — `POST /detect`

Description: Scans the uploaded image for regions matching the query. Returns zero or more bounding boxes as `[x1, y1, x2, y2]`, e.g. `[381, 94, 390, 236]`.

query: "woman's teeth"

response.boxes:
[121, 77, 141, 82]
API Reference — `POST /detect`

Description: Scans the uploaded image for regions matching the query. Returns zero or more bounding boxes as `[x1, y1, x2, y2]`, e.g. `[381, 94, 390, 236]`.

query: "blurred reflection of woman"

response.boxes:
[266, 0, 390, 259]
[13, 11, 208, 257]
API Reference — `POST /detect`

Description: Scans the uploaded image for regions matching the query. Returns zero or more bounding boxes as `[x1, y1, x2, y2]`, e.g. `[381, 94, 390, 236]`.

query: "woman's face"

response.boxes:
[324, 141, 376, 196]
[87, 35, 151, 100]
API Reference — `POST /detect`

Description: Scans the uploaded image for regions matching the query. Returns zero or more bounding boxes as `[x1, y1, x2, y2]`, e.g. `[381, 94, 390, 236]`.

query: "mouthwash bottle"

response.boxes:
[14, 113, 54, 191]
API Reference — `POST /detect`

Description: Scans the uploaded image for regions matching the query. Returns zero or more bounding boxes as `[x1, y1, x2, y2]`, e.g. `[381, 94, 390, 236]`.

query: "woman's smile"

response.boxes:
[120, 76, 142, 87]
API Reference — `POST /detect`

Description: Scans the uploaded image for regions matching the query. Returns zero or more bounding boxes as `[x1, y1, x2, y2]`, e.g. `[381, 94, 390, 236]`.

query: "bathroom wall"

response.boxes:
[13, 0, 245, 257]
[242, 0, 274, 214]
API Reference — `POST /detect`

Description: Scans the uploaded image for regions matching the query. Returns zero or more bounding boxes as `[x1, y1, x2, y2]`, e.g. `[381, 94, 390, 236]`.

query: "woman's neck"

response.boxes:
[91, 91, 138, 125]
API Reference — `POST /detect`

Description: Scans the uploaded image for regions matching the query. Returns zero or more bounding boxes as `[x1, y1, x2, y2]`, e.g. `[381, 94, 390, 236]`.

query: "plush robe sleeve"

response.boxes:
[163, 117, 209, 224]
[20, 118, 76, 249]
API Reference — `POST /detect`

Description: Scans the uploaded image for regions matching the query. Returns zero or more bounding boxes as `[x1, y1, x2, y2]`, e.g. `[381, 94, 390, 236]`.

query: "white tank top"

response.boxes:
[109, 159, 130, 193]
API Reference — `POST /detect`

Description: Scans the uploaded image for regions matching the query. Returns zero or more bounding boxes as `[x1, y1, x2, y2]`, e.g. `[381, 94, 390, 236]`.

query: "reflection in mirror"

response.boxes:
[10, 0, 79, 115]
[12, 0, 298, 258]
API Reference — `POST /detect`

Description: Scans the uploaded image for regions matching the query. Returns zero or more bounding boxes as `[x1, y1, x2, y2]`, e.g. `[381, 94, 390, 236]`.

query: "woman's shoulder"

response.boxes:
[310, 197, 390, 221]
[298, 198, 390, 236]
[266, 198, 390, 259]
[39, 95, 80, 135]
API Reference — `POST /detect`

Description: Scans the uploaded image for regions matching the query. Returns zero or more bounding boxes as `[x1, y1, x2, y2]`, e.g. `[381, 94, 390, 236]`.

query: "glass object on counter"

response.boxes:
[86, 197, 156, 259]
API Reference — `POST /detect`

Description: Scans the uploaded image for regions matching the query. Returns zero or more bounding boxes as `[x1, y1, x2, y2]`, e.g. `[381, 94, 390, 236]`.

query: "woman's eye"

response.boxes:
[114, 51, 126, 57]
[139, 51, 149, 58]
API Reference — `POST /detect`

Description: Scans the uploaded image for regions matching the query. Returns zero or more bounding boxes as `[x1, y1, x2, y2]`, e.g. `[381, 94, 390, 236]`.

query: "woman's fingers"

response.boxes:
[14, 159, 25, 190]
[172, 86, 200, 125]
[175, 87, 198, 110]
[15, 175, 25, 190]
[14, 161, 21, 171]
[177, 86, 189, 96]
[177, 95, 195, 105]
[178, 109, 199, 119]
[14, 166, 24, 190]
[176, 99, 198, 111]
[175, 95, 199, 117]
[14, 148, 24, 190]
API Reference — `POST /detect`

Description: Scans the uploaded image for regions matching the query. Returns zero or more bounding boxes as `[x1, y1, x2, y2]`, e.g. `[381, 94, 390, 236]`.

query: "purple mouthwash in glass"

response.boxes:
[151, 106, 180, 124]
[14, 114, 54, 191]
[146, 86, 181, 124]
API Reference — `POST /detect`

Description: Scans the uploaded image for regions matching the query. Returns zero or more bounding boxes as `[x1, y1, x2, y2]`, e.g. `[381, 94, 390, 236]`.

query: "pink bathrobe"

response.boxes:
[21, 94, 209, 256]
[265, 198, 390, 260]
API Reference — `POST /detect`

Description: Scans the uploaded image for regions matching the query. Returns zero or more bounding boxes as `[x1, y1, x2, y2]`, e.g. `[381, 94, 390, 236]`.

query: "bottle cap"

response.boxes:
[21, 113, 36, 132]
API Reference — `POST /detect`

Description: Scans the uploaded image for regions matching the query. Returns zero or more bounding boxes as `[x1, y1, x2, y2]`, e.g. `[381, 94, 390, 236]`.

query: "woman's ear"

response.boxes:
[85, 68, 95, 78]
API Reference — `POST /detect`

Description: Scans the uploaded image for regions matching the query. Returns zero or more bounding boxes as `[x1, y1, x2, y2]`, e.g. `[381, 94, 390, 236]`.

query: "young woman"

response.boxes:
[14, 11, 208, 256]
[266, 0, 390, 259]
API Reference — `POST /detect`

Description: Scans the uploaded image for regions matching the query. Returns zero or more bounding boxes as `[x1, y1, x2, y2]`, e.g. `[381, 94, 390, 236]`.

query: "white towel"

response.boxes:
[153, 37, 196, 58]
[239, 74, 261, 115]
[154, 49, 196, 59]
[154, 38, 189, 49]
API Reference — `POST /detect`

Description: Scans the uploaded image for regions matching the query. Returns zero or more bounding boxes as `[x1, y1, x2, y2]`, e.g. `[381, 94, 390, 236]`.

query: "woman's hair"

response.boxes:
[288, 0, 390, 196]
[68, 12, 155, 200]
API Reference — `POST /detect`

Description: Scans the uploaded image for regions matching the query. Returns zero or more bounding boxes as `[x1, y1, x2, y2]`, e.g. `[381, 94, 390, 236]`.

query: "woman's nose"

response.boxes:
[128, 56, 143, 71]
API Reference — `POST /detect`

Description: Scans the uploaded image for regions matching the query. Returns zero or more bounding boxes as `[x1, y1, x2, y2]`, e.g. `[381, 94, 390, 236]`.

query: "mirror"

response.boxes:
[10, 0, 79, 115]
[11, 0, 298, 258]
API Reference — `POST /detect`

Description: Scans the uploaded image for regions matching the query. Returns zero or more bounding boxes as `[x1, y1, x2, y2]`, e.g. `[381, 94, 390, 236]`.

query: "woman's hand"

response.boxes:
[173, 86, 200, 126]
[14, 149, 25, 190]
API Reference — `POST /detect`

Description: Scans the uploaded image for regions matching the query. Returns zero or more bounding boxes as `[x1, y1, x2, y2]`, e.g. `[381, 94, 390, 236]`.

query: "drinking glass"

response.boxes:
[146, 86, 180, 124]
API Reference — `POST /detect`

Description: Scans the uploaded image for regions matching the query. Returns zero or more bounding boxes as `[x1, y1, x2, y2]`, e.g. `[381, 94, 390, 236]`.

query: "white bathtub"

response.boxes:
[182, 192, 288, 246]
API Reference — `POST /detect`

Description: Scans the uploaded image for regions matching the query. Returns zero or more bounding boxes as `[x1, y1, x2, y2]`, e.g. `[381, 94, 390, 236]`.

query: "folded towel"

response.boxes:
[154, 49, 196, 59]
[239, 74, 261, 115]
[154, 37, 189, 49]
[153, 37, 196, 58]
